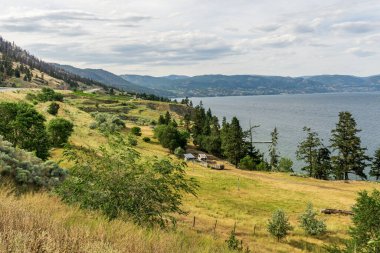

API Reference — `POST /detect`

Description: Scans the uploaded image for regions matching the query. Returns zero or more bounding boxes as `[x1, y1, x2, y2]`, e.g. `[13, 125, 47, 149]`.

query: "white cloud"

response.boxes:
[346, 47, 376, 57]
[332, 21, 379, 33]
[0, 0, 379, 76]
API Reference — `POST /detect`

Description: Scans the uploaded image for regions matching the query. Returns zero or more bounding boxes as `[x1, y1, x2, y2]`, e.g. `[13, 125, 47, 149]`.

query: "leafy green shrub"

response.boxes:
[130, 126, 142, 136]
[0, 136, 66, 192]
[36, 88, 64, 102]
[350, 190, 380, 252]
[174, 147, 185, 157]
[278, 157, 294, 172]
[267, 209, 293, 241]
[47, 118, 74, 147]
[142, 137, 151, 142]
[239, 155, 255, 170]
[0, 102, 50, 159]
[256, 161, 270, 171]
[299, 203, 327, 236]
[47, 102, 60, 115]
[154, 125, 188, 153]
[56, 138, 198, 227]
[225, 230, 243, 251]
[127, 134, 138, 146]
[90, 112, 125, 134]
[25, 93, 37, 101]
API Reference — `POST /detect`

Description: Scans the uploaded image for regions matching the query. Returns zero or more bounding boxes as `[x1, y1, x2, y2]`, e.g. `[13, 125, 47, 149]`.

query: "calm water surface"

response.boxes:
[190, 92, 380, 178]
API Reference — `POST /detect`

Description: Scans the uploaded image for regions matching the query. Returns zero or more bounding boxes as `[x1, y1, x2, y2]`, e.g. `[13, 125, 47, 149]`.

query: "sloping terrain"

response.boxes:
[1, 89, 379, 252]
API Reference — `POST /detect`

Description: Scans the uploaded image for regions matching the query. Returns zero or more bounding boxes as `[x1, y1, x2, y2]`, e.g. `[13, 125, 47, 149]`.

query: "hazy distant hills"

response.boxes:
[121, 74, 380, 97]
[54, 63, 380, 98]
[54, 64, 175, 96]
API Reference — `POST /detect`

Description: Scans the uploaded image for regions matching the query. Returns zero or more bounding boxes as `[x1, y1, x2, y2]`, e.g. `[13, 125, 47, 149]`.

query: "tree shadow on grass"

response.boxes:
[288, 239, 319, 252]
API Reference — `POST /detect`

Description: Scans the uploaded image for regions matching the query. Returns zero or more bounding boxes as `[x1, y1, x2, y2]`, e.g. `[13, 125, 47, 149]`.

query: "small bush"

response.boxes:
[239, 155, 255, 170]
[36, 88, 64, 102]
[143, 137, 151, 142]
[127, 134, 138, 146]
[47, 118, 74, 147]
[174, 147, 185, 157]
[131, 126, 142, 136]
[90, 113, 125, 134]
[225, 230, 243, 251]
[0, 135, 66, 192]
[56, 138, 198, 227]
[299, 203, 327, 236]
[47, 102, 60, 115]
[267, 209, 293, 241]
[278, 157, 294, 172]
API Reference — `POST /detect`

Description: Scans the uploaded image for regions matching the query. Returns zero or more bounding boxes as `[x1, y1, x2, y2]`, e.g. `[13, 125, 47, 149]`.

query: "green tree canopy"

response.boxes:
[349, 190, 380, 253]
[330, 112, 369, 180]
[0, 102, 50, 159]
[370, 148, 380, 180]
[47, 118, 74, 147]
[154, 124, 188, 153]
[221, 117, 246, 166]
[296, 127, 322, 177]
[269, 127, 279, 171]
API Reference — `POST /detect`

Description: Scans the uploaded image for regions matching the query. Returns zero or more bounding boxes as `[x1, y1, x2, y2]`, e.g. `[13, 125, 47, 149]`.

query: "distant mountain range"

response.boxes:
[55, 64, 380, 98]
[121, 74, 380, 97]
[54, 64, 175, 97]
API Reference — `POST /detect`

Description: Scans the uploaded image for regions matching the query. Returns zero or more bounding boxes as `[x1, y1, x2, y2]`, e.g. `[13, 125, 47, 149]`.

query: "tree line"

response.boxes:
[155, 100, 380, 181]
[297, 111, 379, 180]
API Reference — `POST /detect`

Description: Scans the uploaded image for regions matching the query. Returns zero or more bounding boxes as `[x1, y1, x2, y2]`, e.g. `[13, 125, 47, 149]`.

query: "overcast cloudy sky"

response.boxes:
[0, 0, 379, 76]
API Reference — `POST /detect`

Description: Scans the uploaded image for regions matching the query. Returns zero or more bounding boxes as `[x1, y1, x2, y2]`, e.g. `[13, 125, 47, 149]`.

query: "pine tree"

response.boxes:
[330, 112, 369, 180]
[191, 103, 206, 146]
[245, 122, 262, 166]
[370, 148, 380, 180]
[221, 117, 246, 166]
[296, 127, 322, 177]
[164, 111, 171, 125]
[314, 147, 332, 180]
[267, 209, 293, 242]
[269, 127, 279, 171]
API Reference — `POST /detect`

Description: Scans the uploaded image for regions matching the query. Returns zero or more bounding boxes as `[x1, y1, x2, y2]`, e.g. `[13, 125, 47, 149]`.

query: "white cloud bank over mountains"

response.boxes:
[0, 0, 379, 76]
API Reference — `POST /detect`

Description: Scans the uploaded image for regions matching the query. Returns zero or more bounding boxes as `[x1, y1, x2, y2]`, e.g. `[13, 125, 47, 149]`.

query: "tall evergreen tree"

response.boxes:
[330, 112, 369, 180]
[221, 117, 246, 166]
[191, 103, 206, 146]
[370, 148, 380, 180]
[314, 146, 332, 180]
[296, 127, 322, 177]
[269, 127, 279, 171]
[244, 122, 262, 166]
[203, 117, 222, 156]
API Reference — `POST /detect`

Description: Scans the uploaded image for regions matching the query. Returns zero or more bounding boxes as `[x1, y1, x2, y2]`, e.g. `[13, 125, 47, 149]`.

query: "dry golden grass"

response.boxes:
[0, 189, 231, 253]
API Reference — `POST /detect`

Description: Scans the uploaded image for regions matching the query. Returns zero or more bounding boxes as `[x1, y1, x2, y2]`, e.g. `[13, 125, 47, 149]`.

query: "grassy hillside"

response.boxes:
[1, 89, 379, 252]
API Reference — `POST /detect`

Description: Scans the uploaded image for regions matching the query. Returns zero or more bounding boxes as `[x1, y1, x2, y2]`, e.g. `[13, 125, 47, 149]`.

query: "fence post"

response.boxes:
[192, 216, 196, 228]
[213, 219, 218, 238]
[253, 224, 256, 236]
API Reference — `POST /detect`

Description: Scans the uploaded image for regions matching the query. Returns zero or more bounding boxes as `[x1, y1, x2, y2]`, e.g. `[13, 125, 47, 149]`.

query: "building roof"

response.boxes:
[184, 153, 195, 159]
[198, 154, 207, 158]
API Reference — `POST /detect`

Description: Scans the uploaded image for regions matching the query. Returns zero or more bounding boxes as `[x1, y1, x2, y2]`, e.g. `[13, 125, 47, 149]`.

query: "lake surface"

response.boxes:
[190, 92, 380, 178]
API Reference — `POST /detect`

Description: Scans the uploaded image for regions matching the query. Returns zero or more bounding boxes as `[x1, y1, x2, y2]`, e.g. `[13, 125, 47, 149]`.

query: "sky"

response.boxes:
[0, 0, 379, 76]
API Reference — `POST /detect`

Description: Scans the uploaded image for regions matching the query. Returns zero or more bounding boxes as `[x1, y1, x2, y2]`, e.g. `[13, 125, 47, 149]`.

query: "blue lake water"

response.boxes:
[190, 92, 380, 179]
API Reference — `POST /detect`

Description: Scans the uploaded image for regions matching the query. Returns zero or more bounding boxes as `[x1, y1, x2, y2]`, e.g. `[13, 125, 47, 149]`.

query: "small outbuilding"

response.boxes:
[198, 153, 207, 162]
[184, 153, 196, 162]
